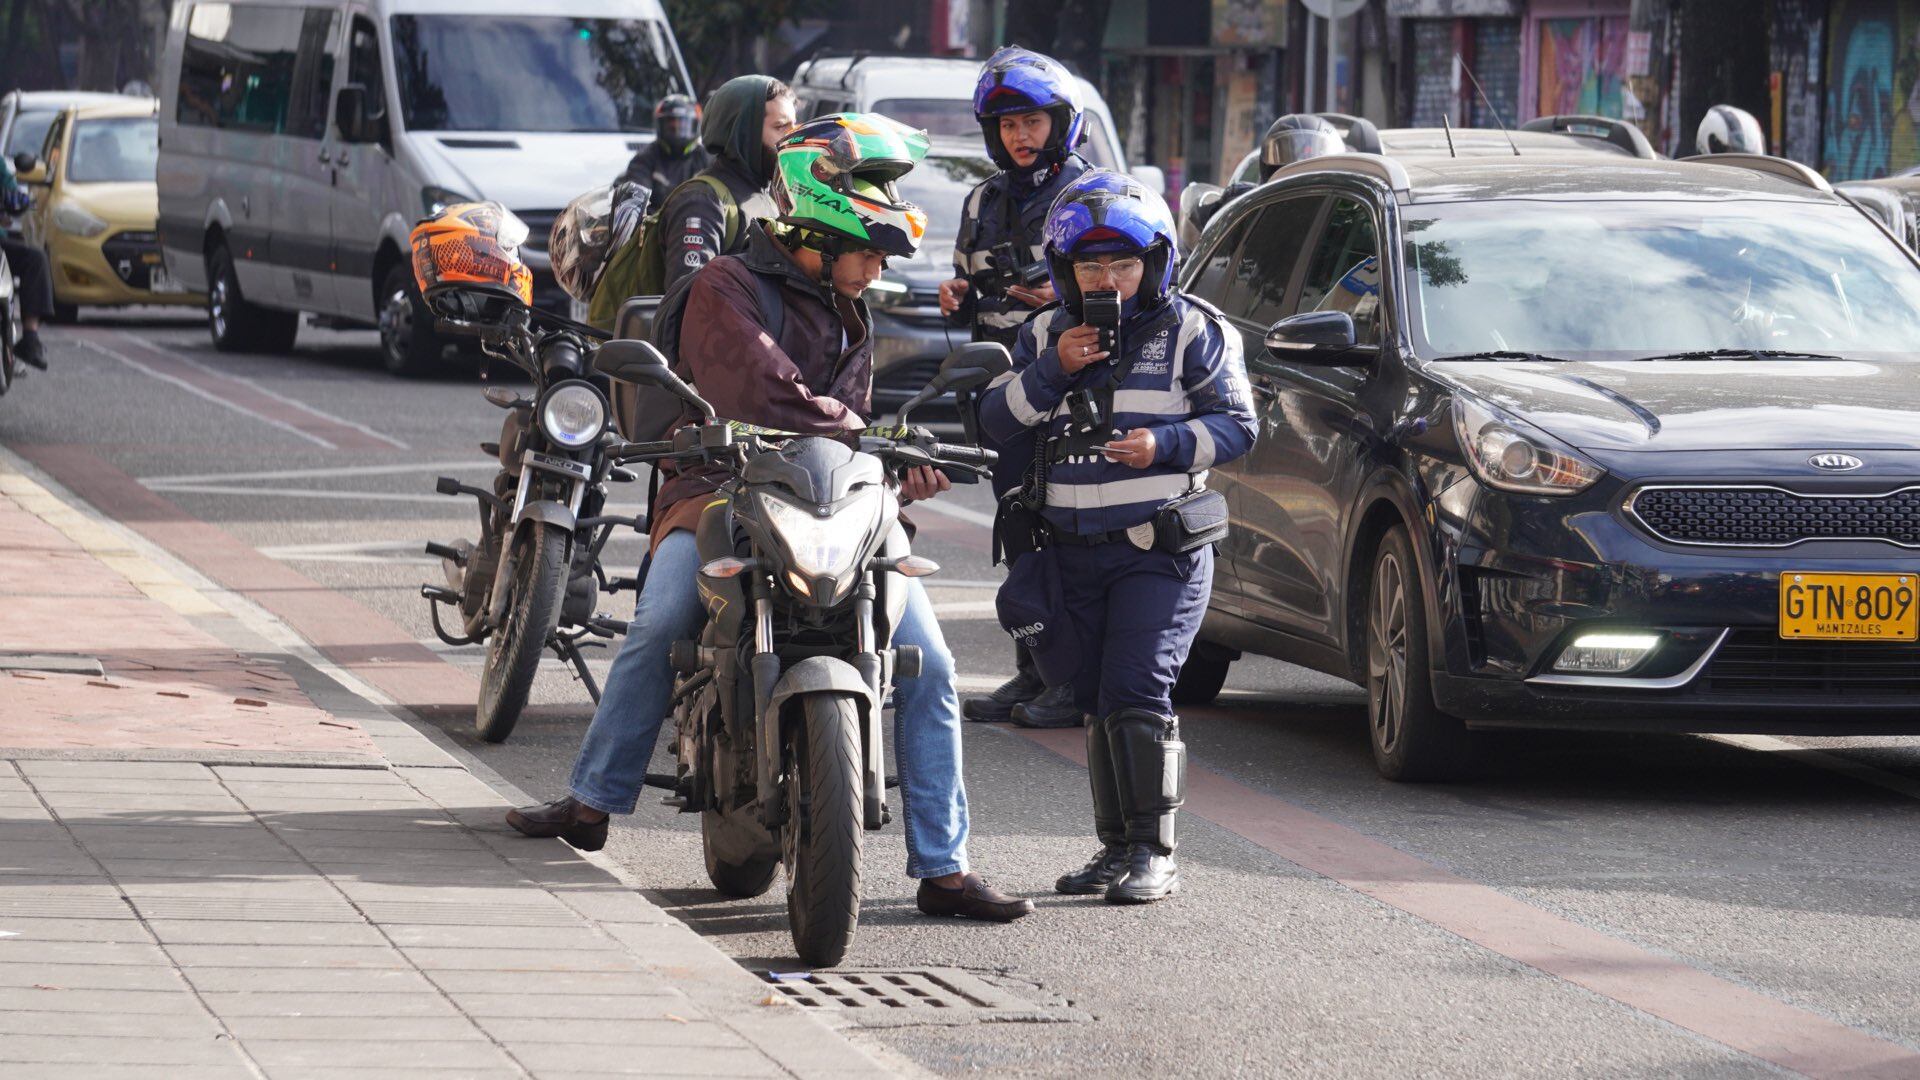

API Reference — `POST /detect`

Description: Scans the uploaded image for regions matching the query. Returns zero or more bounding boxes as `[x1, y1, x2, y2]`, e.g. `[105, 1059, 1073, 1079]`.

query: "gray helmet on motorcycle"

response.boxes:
[1696, 105, 1765, 156]
[1260, 114, 1344, 180]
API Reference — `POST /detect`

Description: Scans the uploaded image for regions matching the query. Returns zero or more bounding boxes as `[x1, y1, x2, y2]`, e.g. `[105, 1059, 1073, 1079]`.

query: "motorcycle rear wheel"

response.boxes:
[475, 523, 570, 743]
[702, 805, 779, 898]
[783, 693, 864, 968]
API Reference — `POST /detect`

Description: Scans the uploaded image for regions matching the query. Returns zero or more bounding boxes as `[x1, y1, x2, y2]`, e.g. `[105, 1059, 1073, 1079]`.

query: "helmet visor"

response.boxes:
[1262, 129, 1346, 168]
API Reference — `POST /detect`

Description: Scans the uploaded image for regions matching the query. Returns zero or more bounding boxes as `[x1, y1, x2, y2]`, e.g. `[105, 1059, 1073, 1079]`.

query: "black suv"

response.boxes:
[1177, 150, 1920, 780]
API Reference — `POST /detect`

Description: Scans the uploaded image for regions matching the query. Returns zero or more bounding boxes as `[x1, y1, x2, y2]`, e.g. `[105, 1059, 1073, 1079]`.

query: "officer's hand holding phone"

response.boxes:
[1006, 282, 1057, 307]
[1056, 323, 1109, 373]
[1099, 428, 1157, 469]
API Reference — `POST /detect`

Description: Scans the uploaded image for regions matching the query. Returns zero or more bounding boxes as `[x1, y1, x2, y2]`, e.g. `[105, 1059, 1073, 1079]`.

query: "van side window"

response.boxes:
[1297, 198, 1382, 344]
[177, 3, 337, 139]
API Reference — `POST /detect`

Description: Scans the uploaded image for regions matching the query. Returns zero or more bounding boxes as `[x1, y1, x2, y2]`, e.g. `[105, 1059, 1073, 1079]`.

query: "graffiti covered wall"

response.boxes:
[1824, 0, 1916, 180]
[1537, 16, 1630, 116]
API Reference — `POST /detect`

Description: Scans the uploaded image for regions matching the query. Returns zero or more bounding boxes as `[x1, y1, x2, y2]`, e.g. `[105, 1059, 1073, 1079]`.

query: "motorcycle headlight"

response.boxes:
[760, 487, 884, 585]
[1451, 394, 1604, 496]
[538, 381, 607, 449]
[53, 202, 108, 238]
[422, 185, 477, 216]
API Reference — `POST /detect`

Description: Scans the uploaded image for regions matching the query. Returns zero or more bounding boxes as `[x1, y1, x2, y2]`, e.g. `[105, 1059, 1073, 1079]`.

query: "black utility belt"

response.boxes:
[1036, 487, 1230, 555]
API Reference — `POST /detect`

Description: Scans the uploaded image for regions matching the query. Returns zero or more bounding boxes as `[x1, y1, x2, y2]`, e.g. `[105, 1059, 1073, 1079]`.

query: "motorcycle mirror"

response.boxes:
[895, 342, 1013, 424]
[594, 339, 714, 420]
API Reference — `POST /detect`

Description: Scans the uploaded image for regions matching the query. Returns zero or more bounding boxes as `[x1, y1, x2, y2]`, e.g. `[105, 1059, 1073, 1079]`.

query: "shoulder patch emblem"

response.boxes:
[1141, 331, 1169, 363]
[685, 216, 702, 231]
[682, 251, 703, 267]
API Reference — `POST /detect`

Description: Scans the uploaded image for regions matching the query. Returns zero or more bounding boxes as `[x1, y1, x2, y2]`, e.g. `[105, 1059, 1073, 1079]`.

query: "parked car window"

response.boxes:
[1298, 198, 1381, 343]
[895, 151, 997, 269]
[1186, 214, 1252, 303]
[177, 4, 336, 138]
[1224, 194, 1325, 329]
[66, 117, 159, 184]
[871, 98, 975, 138]
[390, 15, 684, 133]
[1403, 199, 1920, 357]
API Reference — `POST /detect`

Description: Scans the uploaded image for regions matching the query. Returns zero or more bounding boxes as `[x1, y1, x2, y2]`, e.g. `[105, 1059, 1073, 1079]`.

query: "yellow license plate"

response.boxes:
[1780, 573, 1918, 641]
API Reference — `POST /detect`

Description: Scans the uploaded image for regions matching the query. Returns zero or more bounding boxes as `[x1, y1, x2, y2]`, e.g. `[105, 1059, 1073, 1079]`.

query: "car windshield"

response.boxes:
[892, 151, 996, 269]
[1404, 200, 1920, 359]
[66, 116, 157, 184]
[8, 109, 58, 160]
[871, 98, 977, 139]
[390, 16, 684, 133]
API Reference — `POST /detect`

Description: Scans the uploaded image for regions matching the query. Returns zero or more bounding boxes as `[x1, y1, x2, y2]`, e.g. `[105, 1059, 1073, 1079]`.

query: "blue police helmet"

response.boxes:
[1042, 169, 1178, 314]
[972, 46, 1087, 172]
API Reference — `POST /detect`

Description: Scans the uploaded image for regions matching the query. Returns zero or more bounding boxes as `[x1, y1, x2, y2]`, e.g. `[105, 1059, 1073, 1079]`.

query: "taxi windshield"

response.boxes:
[1403, 200, 1920, 359]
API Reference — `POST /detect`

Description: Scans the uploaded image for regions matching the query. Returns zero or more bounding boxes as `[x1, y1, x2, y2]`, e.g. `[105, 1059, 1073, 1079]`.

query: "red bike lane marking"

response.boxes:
[1017, 725, 1920, 1079]
[77, 328, 406, 452]
[14, 443, 477, 717]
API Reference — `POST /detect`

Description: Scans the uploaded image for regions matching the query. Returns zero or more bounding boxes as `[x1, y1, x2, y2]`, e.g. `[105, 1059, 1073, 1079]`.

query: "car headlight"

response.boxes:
[538, 382, 607, 449]
[1451, 394, 1603, 496]
[422, 185, 477, 216]
[52, 202, 108, 238]
[760, 487, 884, 583]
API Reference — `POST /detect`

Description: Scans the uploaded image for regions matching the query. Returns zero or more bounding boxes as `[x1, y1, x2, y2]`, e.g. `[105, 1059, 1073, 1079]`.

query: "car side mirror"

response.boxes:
[12, 152, 44, 184]
[1130, 165, 1167, 196]
[894, 341, 1011, 424]
[594, 339, 713, 420]
[334, 84, 384, 144]
[1264, 311, 1376, 365]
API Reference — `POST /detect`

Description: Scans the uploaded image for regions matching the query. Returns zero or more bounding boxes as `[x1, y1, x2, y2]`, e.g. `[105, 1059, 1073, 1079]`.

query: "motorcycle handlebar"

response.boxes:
[929, 443, 996, 467]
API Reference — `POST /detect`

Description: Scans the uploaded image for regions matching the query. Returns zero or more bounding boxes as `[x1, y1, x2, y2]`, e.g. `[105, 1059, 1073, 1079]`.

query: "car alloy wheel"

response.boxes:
[209, 272, 230, 342]
[1366, 547, 1408, 755]
[378, 283, 413, 367]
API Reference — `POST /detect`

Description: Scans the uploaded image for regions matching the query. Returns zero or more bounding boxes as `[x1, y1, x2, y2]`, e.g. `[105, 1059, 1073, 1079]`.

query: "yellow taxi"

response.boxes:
[17, 97, 201, 320]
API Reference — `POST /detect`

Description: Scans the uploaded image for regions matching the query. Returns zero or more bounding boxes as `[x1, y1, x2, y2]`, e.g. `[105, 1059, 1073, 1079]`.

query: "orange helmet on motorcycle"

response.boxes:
[410, 201, 533, 307]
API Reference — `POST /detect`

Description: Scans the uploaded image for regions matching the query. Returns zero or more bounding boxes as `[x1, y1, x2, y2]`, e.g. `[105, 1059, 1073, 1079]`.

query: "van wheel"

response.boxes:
[1365, 526, 1475, 782]
[207, 242, 297, 353]
[1171, 640, 1234, 706]
[378, 265, 443, 377]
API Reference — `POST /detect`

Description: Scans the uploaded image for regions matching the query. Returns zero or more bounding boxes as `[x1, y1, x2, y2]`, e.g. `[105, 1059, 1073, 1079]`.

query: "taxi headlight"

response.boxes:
[53, 202, 108, 238]
[539, 382, 607, 449]
[760, 487, 884, 582]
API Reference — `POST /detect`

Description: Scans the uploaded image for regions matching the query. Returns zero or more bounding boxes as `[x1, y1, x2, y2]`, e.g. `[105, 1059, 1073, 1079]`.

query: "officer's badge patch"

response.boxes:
[1142, 332, 1169, 362]
[1126, 521, 1157, 550]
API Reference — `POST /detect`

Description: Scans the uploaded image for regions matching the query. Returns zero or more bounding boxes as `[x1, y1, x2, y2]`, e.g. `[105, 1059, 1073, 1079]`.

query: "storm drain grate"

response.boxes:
[760, 967, 1088, 1026]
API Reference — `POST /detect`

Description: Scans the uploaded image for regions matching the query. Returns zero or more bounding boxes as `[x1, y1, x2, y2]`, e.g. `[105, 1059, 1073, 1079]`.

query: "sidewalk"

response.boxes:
[0, 458, 893, 1079]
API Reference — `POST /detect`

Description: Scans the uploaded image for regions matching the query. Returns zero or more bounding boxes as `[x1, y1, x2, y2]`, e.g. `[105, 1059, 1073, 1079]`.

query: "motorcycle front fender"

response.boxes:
[515, 499, 577, 533]
[487, 511, 574, 624]
[763, 656, 885, 830]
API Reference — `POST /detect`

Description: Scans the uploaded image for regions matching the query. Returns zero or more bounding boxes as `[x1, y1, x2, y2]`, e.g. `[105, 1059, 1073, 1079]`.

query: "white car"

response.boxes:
[156, 0, 692, 373]
[790, 54, 1164, 195]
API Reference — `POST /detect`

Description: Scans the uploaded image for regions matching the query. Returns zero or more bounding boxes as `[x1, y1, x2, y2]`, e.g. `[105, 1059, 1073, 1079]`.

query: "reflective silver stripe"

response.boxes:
[1004, 369, 1045, 426]
[1112, 388, 1191, 417]
[1044, 473, 1197, 509]
[1030, 318, 1056, 356]
[1184, 418, 1217, 470]
[1173, 306, 1207, 383]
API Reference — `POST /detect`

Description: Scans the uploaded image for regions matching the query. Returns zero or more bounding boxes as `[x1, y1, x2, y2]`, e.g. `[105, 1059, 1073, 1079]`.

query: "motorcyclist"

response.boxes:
[619, 94, 709, 212]
[656, 76, 797, 293]
[1187, 114, 1345, 237]
[938, 45, 1094, 729]
[1, 154, 50, 370]
[508, 114, 1034, 925]
[1696, 105, 1766, 156]
[980, 170, 1257, 903]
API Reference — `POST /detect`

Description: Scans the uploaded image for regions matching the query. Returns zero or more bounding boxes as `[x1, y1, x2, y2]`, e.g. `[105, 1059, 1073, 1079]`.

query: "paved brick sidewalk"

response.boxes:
[0, 459, 892, 1078]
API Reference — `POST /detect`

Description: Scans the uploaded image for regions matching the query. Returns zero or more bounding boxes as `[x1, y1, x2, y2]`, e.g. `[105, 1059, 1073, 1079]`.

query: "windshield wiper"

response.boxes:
[1631, 348, 1845, 361]
[1429, 350, 1574, 363]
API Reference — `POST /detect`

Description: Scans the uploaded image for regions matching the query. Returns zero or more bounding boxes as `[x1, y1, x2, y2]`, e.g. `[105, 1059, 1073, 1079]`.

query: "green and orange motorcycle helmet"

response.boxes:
[770, 113, 930, 260]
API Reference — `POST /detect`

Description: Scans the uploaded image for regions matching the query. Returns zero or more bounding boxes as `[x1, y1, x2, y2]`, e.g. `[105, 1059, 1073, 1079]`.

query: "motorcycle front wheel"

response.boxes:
[474, 522, 571, 743]
[783, 692, 865, 968]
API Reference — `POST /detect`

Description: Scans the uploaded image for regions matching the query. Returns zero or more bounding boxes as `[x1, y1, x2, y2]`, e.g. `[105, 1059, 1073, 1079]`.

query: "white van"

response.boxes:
[790, 55, 1164, 195]
[156, 0, 690, 373]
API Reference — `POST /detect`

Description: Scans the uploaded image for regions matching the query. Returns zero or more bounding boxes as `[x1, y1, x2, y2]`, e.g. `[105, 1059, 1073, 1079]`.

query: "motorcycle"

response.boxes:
[419, 287, 639, 742]
[0, 247, 19, 399]
[595, 337, 1008, 967]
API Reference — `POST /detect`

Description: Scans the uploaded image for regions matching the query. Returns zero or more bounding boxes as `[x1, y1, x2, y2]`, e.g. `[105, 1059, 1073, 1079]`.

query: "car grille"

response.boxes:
[100, 230, 162, 289]
[1699, 630, 1920, 697]
[1629, 485, 1920, 548]
[515, 210, 559, 253]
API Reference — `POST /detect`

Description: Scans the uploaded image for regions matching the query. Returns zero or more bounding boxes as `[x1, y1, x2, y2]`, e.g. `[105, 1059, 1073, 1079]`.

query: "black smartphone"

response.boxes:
[1082, 289, 1121, 357]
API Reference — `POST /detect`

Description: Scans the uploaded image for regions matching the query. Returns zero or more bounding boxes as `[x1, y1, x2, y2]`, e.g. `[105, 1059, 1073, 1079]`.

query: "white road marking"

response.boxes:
[1708, 733, 1920, 801]
[82, 338, 337, 449]
[260, 539, 443, 565]
[911, 498, 996, 528]
[146, 461, 484, 485]
[139, 484, 459, 505]
[165, 347, 411, 450]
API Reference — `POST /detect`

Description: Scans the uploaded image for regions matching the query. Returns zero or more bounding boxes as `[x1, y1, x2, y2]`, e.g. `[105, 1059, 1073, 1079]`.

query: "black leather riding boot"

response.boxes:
[961, 644, 1043, 721]
[1056, 713, 1127, 894]
[1104, 709, 1185, 903]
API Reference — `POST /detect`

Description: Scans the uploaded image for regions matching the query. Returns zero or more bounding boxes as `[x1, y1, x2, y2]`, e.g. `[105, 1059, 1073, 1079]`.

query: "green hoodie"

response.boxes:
[701, 75, 777, 183]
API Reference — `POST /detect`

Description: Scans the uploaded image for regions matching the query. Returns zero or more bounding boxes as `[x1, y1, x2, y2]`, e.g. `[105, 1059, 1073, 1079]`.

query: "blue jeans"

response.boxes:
[568, 530, 969, 879]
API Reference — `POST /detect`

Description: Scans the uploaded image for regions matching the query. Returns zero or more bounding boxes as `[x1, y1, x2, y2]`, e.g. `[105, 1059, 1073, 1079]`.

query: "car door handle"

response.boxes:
[317, 147, 332, 164]
[1251, 380, 1279, 401]
[336, 148, 350, 167]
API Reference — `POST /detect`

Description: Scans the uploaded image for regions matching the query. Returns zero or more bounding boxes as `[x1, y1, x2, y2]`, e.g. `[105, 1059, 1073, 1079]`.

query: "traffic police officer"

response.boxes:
[980, 171, 1256, 903]
[940, 45, 1094, 728]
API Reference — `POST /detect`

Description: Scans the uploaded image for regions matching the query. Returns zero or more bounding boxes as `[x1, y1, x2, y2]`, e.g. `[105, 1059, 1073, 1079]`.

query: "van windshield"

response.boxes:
[67, 117, 158, 184]
[391, 15, 684, 133]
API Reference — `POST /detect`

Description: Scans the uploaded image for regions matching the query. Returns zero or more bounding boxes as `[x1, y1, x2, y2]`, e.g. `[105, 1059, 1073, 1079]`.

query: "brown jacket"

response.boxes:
[650, 222, 874, 547]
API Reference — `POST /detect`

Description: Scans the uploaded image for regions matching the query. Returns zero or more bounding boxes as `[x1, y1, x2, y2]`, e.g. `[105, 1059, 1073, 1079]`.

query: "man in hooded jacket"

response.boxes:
[656, 76, 797, 292]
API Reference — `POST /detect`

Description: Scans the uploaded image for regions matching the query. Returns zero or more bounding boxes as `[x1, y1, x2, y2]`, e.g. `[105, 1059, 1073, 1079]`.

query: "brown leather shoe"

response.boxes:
[505, 796, 608, 852]
[916, 873, 1035, 923]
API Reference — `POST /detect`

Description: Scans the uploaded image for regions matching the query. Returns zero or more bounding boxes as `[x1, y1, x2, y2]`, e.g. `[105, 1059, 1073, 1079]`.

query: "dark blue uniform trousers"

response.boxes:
[1057, 541, 1213, 719]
